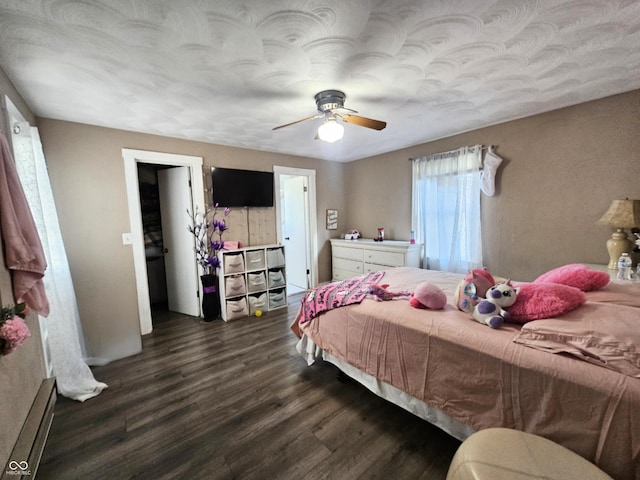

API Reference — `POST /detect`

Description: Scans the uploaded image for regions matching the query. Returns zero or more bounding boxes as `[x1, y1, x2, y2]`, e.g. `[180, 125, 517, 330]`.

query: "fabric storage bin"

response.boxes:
[269, 289, 286, 309]
[224, 253, 245, 274]
[248, 293, 267, 315]
[245, 249, 265, 270]
[226, 298, 248, 320]
[247, 271, 267, 292]
[268, 269, 285, 288]
[225, 274, 246, 296]
[266, 247, 285, 268]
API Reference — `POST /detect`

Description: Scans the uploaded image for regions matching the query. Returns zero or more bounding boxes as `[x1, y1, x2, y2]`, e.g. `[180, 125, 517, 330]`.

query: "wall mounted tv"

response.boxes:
[211, 167, 274, 208]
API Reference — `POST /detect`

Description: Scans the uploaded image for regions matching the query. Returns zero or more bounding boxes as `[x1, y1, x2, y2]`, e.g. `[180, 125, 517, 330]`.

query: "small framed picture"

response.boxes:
[326, 209, 338, 230]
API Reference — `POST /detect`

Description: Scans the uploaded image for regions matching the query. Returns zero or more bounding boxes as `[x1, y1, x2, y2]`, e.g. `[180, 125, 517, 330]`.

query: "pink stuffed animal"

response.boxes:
[410, 282, 447, 310]
[455, 268, 496, 313]
[367, 284, 410, 302]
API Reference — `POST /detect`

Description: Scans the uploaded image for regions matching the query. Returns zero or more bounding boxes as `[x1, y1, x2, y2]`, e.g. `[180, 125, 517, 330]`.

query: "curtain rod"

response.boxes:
[408, 144, 497, 162]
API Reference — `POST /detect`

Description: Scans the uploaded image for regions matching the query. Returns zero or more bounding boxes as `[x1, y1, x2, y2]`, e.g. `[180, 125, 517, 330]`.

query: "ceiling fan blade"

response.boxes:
[341, 114, 387, 131]
[272, 114, 323, 131]
[334, 106, 358, 114]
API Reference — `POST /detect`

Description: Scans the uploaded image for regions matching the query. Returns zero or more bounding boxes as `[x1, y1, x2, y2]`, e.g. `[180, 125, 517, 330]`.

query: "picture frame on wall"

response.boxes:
[326, 209, 338, 230]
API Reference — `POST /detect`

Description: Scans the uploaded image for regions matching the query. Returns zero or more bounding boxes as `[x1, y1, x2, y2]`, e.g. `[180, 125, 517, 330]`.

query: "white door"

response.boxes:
[282, 175, 309, 290]
[158, 167, 200, 316]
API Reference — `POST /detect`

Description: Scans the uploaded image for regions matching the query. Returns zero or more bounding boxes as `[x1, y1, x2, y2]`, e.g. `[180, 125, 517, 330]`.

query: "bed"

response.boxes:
[291, 267, 640, 480]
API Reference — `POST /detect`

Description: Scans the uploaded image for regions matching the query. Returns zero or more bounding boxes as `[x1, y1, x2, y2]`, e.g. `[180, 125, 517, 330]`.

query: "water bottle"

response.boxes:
[617, 253, 632, 280]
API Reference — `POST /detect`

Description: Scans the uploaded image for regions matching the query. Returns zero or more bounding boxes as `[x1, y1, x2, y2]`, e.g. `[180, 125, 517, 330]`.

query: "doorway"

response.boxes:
[274, 166, 318, 294]
[138, 164, 202, 323]
[123, 149, 206, 336]
[137, 164, 168, 310]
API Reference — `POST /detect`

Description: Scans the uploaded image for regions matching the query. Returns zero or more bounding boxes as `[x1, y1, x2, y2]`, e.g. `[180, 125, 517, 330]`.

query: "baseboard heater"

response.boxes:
[2, 378, 56, 479]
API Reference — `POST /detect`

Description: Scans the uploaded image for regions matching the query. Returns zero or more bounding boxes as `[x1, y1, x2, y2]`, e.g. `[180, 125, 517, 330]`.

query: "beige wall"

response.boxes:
[36, 119, 345, 362]
[0, 69, 46, 468]
[345, 90, 640, 281]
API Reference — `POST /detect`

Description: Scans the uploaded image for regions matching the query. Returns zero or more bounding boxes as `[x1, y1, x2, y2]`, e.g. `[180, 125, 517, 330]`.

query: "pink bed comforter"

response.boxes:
[293, 267, 640, 480]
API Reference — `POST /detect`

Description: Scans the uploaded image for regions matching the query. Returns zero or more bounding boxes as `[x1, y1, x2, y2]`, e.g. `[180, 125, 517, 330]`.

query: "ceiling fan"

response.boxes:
[272, 90, 387, 143]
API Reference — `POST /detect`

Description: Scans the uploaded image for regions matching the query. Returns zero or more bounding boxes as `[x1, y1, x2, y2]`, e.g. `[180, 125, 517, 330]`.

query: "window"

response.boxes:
[411, 146, 483, 273]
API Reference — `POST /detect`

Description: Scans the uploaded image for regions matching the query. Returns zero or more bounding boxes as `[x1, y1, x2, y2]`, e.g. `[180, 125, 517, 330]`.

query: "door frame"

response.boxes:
[273, 166, 318, 289]
[123, 149, 205, 336]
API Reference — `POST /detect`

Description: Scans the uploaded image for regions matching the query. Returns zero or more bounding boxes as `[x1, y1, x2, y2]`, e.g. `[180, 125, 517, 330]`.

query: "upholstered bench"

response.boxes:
[446, 428, 613, 480]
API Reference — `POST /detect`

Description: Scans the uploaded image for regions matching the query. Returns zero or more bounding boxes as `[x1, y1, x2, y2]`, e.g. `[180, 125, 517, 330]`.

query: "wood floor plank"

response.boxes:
[38, 298, 460, 479]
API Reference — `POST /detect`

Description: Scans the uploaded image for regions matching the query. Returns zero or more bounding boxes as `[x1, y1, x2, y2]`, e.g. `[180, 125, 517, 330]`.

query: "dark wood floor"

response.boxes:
[38, 295, 461, 479]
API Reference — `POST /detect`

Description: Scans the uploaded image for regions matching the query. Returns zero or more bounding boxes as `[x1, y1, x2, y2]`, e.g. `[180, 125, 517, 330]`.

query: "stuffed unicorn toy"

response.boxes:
[471, 281, 519, 329]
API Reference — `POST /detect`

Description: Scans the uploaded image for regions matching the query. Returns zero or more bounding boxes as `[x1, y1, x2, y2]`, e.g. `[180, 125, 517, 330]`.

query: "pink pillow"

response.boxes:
[507, 282, 586, 323]
[534, 264, 610, 292]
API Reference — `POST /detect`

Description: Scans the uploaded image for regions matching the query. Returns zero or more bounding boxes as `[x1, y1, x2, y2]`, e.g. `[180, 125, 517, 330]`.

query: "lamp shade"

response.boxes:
[317, 118, 344, 143]
[597, 199, 640, 228]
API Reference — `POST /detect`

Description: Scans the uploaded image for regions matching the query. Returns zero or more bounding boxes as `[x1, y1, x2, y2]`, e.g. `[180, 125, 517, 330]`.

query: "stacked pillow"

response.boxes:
[511, 265, 640, 378]
[507, 264, 610, 323]
[534, 263, 610, 291]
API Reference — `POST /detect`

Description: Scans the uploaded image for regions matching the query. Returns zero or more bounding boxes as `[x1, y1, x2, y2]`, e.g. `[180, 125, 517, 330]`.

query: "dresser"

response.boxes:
[330, 239, 422, 281]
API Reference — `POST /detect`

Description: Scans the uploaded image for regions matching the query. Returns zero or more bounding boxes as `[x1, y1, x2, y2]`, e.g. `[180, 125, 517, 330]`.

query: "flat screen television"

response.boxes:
[211, 167, 274, 207]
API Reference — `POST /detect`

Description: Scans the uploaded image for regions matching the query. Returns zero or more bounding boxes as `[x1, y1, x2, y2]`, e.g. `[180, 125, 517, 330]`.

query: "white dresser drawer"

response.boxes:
[333, 245, 364, 261]
[364, 263, 387, 273]
[333, 268, 356, 281]
[364, 249, 405, 267]
[333, 257, 363, 274]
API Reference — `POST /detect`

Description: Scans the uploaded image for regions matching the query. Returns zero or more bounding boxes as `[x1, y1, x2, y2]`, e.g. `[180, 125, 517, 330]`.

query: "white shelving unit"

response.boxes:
[218, 244, 287, 321]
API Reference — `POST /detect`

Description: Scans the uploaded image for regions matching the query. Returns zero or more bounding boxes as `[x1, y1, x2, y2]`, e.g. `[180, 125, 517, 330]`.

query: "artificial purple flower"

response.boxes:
[188, 205, 231, 275]
[208, 257, 221, 269]
[214, 219, 228, 232]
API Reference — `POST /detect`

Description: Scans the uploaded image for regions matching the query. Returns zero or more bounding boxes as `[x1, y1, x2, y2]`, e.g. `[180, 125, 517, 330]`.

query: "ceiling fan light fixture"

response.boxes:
[317, 118, 344, 143]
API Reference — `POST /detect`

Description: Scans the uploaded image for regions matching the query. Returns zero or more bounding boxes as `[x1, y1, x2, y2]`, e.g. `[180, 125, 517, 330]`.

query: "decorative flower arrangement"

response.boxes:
[0, 302, 30, 356]
[188, 203, 230, 276]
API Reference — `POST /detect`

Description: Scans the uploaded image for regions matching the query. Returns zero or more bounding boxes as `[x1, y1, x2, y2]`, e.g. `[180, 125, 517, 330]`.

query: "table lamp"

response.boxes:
[597, 199, 640, 269]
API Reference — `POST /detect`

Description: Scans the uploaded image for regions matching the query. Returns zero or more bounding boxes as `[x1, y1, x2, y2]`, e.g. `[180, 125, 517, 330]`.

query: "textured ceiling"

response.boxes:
[1, 1, 640, 162]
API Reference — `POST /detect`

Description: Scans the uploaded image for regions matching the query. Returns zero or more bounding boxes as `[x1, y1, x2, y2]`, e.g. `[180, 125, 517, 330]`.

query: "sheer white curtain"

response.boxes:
[12, 124, 107, 401]
[411, 145, 483, 273]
